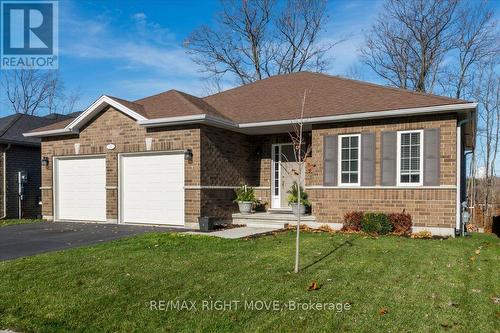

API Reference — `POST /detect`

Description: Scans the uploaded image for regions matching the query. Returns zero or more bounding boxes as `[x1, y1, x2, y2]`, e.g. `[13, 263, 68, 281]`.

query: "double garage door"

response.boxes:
[54, 153, 184, 225]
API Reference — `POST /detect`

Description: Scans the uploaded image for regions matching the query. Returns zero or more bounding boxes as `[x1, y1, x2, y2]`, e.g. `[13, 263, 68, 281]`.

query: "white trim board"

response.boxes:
[24, 95, 148, 138]
[306, 185, 456, 189]
[396, 130, 424, 187]
[338, 133, 361, 186]
[67, 95, 147, 129]
[24, 102, 477, 137]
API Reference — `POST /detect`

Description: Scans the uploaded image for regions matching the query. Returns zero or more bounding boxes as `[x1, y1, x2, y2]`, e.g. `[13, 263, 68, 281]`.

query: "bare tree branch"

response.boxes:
[1, 69, 80, 115]
[185, 0, 338, 84]
[361, 0, 458, 93]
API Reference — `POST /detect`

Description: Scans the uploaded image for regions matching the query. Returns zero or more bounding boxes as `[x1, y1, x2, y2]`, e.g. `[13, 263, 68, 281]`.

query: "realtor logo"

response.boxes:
[1, 1, 58, 69]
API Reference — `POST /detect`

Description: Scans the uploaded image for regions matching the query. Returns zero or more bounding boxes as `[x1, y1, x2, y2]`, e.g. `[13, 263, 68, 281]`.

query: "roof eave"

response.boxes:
[138, 114, 237, 130]
[23, 128, 78, 138]
[238, 103, 478, 129]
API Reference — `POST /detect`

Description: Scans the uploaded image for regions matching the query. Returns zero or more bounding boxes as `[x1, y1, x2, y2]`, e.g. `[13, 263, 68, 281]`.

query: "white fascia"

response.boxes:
[67, 95, 147, 130]
[138, 114, 237, 129]
[238, 103, 477, 128]
[23, 95, 148, 138]
[23, 128, 77, 137]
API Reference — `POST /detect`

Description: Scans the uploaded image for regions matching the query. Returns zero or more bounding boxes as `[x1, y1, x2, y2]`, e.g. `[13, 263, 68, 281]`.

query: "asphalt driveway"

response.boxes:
[0, 222, 185, 260]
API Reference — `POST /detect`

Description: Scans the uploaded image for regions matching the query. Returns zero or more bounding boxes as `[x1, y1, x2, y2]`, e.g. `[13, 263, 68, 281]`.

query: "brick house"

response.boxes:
[0, 113, 76, 219]
[25, 72, 476, 236]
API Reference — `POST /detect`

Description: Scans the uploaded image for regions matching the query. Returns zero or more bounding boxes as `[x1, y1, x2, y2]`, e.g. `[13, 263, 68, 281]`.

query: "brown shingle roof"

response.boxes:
[27, 117, 75, 133]
[28, 72, 470, 134]
[107, 96, 145, 116]
[203, 72, 468, 123]
[135, 90, 232, 121]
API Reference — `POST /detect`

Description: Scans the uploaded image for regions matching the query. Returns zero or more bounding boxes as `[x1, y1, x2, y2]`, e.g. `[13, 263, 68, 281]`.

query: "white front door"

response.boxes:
[271, 144, 300, 209]
[55, 156, 106, 221]
[119, 152, 184, 225]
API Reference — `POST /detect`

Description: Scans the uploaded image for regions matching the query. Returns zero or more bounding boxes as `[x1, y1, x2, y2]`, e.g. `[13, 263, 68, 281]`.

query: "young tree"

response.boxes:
[284, 89, 311, 273]
[185, 0, 338, 84]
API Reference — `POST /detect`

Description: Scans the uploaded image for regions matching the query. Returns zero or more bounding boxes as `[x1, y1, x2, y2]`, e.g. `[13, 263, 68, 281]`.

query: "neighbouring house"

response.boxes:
[25, 72, 476, 236]
[0, 113, 77, 219]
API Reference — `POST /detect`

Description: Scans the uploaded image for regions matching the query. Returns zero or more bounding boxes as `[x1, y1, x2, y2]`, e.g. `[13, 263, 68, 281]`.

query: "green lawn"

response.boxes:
[0, 231, 498, 333]
[0, 219, 43, 228]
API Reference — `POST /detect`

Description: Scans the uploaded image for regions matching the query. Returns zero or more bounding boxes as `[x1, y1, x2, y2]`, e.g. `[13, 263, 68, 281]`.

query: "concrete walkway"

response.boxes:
[185, 226, 281, 239]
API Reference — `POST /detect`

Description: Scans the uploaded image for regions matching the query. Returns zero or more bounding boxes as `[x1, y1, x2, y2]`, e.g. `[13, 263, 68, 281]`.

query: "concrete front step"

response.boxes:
[233, 212, 316, 229]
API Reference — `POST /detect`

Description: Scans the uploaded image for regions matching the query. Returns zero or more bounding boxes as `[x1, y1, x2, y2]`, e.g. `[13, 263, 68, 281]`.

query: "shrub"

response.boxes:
[361, 213, 393, 235]
[233, 185, 256, 203]
[388, 211, 412, 235]
[342, 211, 364, 231]
[286, 182, 311, 206]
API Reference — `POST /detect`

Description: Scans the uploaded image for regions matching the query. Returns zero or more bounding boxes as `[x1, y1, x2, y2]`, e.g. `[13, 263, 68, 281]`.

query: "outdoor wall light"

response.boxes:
[41, 157, 49, 167]
[255, 146, 262, 158]
[184, 149, 193, 161]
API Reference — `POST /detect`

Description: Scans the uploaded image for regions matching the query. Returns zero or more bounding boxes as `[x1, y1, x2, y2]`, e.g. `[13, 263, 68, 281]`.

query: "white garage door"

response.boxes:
[55, 156, 106, 221]
[120, 153, 184, 225]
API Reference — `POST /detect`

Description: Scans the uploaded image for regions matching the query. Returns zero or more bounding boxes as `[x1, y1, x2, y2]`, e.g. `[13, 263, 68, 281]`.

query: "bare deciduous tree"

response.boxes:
[1, 69, 80, 115]
[446, 1, 498, 99]
[185, 0, 337, 84]
[1, 69, 58, 115]
[361, 0, 459, 93]
[472, 61, 499, 223]
[278, 89, 311, 273]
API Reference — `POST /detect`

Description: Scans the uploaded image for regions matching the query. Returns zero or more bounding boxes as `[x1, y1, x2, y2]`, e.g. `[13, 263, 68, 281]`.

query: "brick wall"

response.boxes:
[41, 107, 201, 224]
[198, 128, 294, 220]
[307, 114, 458, 228]
[5, 145, 41, 218]
[39, 106, 460, 230]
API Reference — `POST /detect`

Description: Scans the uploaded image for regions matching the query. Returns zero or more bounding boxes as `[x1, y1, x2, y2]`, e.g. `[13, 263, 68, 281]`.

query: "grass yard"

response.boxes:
[0, 219, 43, 228]
[0, 231, 498, 333]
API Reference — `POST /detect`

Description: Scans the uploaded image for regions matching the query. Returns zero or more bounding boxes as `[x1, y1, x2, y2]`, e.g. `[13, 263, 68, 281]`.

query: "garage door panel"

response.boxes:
[121, 153, 184, 225]
[56, 157, 106, 221]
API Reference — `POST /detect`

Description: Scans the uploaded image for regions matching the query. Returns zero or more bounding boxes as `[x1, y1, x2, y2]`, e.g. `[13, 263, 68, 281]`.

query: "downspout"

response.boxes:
[1, 144, 11, 219]
[456, 113, 472, 236]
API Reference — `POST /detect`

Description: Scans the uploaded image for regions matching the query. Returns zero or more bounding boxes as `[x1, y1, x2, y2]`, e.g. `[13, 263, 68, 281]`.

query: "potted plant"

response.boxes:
[287, 182, 310, 216]
[233, 185, 256, 214]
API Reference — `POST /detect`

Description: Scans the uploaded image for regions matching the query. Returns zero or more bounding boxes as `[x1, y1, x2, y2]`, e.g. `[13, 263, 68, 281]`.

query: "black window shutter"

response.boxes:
[381, 131, 397, 186]
[323, 135, 337, 186]
[361, 132, 375, 186]
[424, 128, 441, 186]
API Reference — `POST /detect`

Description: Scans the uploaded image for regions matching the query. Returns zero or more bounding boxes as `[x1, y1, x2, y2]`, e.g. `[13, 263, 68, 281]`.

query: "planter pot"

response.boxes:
[238, 201, 253, 214]
[290, 203, 306, 216]
[198, 216, 214, 232]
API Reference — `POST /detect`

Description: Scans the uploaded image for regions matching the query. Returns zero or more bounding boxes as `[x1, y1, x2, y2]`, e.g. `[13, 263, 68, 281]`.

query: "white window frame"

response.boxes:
[396, 129, 424, 187]
[338, 134, 361, 186]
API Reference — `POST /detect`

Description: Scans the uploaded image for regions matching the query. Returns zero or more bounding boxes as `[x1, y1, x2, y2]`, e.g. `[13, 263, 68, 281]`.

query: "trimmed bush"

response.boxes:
[342, 211, 364, 231]
[361, 213, 393, 235]
[389, 211, 412, 235]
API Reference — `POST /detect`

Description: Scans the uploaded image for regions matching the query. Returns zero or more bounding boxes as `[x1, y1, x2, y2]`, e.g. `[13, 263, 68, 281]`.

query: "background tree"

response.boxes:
[1, 69, 80, 116]
[184, 0, 338, 84]
[471, 61, 499, 226]
[362, 0, 499, 229]
[444, 0, 498, 99]
[361, 0, 458, 93]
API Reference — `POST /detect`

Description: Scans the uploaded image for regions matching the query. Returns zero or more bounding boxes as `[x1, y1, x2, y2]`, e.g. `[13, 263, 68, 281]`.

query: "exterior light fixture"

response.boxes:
[41, 157, 49, 167]
[184, 149, 193, 161]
